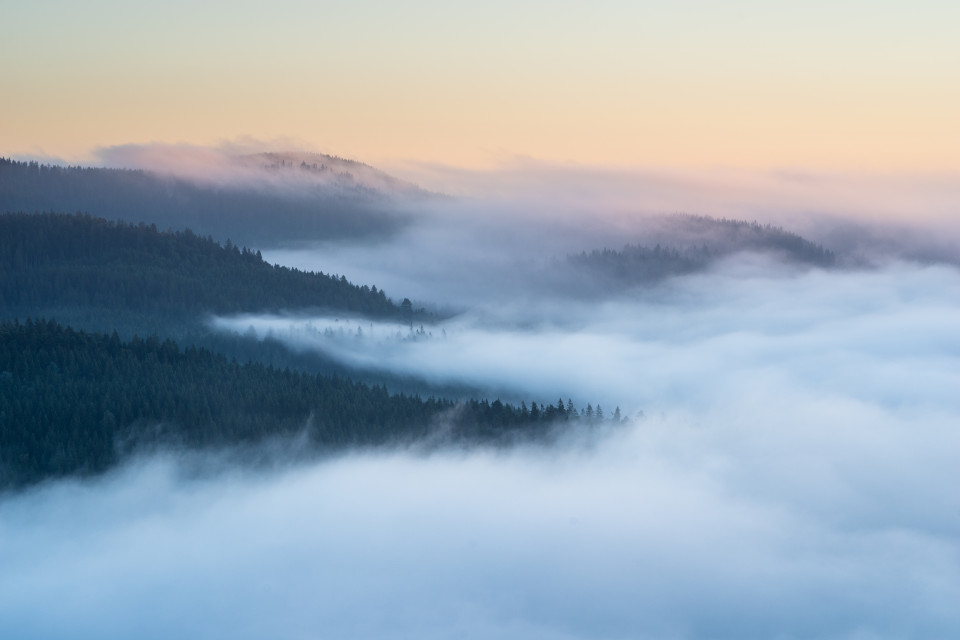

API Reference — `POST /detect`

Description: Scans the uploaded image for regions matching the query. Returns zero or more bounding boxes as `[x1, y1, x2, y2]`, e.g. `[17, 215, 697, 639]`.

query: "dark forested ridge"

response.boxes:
[0, 173, 626, 492]
[0, 157, 407, 245]
[570, 216, 836, 285]
[0, 212, 423, 324]
[0, 320, 612, 489]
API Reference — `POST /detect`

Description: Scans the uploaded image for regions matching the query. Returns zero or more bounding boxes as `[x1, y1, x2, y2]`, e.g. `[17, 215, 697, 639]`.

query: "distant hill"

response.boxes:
[570, 215, 835, 286]
[0, 155, 426, 246]
[237, 151, 431, 199]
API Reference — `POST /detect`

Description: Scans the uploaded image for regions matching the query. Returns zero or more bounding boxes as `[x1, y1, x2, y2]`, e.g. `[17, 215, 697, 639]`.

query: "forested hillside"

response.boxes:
[0, 320, 603, 489]
[0, 211, 481, 410]
[0, 212, 422, 323]
[0, 158, 406, 245]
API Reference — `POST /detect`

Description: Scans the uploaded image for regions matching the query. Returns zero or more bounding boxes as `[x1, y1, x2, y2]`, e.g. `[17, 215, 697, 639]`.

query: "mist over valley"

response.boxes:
[2, 146, 959, 639]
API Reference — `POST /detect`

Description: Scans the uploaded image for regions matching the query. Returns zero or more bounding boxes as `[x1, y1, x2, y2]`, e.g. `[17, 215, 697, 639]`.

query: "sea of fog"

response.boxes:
[214, 257, 960, 416]
[4, 256, 959, 639]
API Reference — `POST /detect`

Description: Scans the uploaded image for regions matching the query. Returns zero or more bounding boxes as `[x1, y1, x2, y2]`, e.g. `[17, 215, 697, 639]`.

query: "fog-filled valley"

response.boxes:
[2, 147, 959, 638]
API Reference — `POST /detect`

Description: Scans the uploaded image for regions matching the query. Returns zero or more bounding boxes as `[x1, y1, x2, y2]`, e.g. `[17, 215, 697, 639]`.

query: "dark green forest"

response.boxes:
[0, 211, 424, 324]
[0, 157, 406, 245]
[0, 320, 606, 490]
[0, 212, 448, 393]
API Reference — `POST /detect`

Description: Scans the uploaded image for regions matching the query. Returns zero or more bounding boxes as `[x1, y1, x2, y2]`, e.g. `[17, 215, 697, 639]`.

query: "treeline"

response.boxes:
[570, 216, 835, 284]
[0, 158, 405, 245]
[570, 244, 709, 282]
[0, 320, 615, 489]
[0, 212, 423, 322]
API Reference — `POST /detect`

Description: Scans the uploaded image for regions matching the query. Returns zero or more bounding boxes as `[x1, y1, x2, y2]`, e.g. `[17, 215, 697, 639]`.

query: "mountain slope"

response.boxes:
[0, 211, 420, 325]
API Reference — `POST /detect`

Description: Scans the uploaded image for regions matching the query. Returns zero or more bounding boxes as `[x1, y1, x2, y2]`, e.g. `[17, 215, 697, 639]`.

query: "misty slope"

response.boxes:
[0, 320, 605, 490]
[241, 151, 431, 199]
[0, 157, 414, 246]
[570, 216, 835, 286]
[0, 212, 425, 326]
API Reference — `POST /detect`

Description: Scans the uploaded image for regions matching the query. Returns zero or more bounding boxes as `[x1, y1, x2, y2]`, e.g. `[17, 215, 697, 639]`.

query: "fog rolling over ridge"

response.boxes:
[214, 258, 960, 422]
[4, 149, 960, 638]
[260, 160, 960, 311]
[94, 143, 435, 201]
[0, 145, 437, 247]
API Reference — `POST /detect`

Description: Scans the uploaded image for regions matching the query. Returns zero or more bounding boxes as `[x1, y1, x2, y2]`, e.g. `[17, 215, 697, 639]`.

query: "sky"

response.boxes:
[3, 0, 959, 171]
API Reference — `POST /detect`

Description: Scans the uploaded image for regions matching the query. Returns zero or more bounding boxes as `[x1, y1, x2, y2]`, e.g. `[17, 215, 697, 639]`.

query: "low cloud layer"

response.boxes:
[390, 159, 960, 242]
[5, 258, 959, 639]
[215, 258, 960, 413]
[261, 163, 960, 311]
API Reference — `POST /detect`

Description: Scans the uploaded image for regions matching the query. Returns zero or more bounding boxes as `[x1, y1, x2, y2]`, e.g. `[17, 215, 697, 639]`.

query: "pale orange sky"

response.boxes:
[2, 0, 958, 171]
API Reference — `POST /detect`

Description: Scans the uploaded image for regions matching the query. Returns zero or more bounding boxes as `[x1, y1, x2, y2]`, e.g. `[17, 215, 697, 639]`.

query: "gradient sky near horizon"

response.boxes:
[2, 0, 958, 171]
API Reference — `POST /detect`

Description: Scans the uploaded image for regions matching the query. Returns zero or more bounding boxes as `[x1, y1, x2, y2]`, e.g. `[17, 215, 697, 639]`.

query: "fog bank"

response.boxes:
[262, 165, 960, 311]
[5, 260, 954, 638]
[215, 260, 960, 414]
[390, 160, 960, 240]
[2, 387, 957, 639]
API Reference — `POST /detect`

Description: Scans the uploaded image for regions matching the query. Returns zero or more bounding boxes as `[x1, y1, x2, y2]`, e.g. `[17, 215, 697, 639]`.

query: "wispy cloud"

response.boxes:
[389, 159, 960, 259]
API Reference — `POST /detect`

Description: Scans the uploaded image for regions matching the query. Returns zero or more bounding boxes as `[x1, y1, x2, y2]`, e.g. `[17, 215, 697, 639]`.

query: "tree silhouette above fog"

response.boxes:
[0, 320, 622, 490]
[0, 212, 427, 324]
